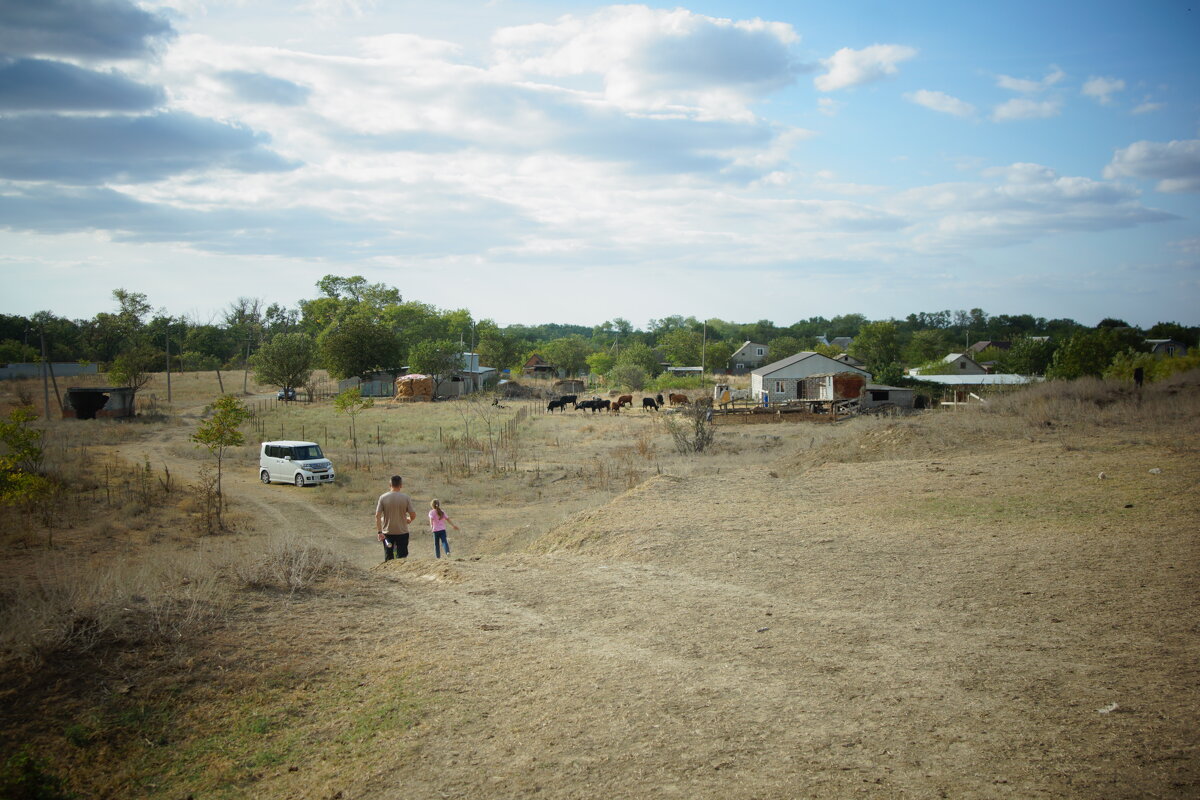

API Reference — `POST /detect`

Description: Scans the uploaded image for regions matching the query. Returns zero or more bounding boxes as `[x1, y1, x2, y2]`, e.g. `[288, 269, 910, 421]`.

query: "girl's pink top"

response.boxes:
[429, 509, 449, 532]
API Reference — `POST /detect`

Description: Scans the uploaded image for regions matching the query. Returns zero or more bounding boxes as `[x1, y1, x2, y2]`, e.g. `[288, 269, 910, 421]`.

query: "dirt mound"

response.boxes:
[528, 474, 687, 556]
[375, 558, 466, 583]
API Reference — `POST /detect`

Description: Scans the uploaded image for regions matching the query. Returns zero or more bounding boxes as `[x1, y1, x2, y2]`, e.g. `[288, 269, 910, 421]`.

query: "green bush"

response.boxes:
[0, 750, 73, 800]
[648, 375, 712, 391]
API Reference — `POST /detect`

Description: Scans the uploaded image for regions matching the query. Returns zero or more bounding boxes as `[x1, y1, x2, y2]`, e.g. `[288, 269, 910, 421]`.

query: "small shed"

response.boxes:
[1145, 339, 1188, 357]
[63, 386, 135, 419]
[339, 370, 402, 397]
[862, 383, 915, 410]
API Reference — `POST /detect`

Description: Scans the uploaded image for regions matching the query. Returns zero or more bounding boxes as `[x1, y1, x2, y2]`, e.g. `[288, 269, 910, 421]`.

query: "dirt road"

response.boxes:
[127, 402, 1200, 798]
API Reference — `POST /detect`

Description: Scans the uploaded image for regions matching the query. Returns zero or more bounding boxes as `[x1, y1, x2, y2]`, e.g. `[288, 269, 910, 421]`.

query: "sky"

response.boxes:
[1, 0, 1198, 329]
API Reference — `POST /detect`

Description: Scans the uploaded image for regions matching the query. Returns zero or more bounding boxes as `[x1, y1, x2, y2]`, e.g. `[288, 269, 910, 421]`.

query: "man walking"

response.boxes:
[376, 475, 416, 561]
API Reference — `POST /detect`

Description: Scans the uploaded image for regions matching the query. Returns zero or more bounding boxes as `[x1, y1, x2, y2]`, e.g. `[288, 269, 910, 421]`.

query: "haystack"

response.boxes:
[394, 373, 434, 402]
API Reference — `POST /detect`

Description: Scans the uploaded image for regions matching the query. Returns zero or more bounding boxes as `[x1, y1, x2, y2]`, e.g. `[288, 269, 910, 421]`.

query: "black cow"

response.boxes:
[642, 397, 659, 411]
[547, 399, 568, 412]
[559, 394, 578, 408]
[577, 399, 609, 413]
[656, 393, 665, 407]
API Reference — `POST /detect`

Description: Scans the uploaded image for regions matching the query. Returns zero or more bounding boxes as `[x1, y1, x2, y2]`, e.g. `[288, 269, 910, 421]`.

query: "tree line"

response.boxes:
[2, 278, 1196, 392]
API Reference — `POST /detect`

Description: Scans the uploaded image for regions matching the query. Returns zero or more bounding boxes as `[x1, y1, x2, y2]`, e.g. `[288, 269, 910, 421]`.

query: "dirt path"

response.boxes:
[113, 409, 1200, 799]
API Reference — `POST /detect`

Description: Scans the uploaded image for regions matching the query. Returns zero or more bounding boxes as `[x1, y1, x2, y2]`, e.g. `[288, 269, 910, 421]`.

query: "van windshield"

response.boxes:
[292, 445, 324, 460]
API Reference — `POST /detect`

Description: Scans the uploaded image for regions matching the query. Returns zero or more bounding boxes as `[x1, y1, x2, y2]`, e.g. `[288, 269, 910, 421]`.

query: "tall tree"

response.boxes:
[849, 321, 902, 384]
[318, 314, 402, 380]
[408, 339, 463, 390]
[251, 333, 316, 391]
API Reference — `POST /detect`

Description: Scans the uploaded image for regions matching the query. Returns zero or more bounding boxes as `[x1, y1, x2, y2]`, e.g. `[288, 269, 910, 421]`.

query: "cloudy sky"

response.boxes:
[2, 0, 1198, 328]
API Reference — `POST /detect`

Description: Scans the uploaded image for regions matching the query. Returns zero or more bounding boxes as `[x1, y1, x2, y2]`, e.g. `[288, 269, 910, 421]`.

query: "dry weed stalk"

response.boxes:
[230, 534, 344, 594]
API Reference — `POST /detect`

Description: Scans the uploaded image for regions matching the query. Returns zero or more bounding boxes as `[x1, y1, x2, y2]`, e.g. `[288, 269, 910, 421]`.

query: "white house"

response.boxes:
[910, 353, 986, 376]
[751, 352, 872, 404]
[728, 341, 769, 374]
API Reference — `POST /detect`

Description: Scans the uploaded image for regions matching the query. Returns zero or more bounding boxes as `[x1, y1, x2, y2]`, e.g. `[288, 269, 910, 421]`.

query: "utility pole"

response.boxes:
[165, 329, 172, 404]
[40, 329, 50, 418]
[701, 320, 708, 374]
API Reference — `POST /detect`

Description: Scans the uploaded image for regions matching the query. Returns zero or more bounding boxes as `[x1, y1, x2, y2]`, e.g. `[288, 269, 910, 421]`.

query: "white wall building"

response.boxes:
[751, 352, 872, 404]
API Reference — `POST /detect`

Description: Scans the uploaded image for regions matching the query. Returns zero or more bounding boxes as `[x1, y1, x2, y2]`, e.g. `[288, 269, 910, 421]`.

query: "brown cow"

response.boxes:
[616, 394, 633, 408]
[668, 393, 689, 406]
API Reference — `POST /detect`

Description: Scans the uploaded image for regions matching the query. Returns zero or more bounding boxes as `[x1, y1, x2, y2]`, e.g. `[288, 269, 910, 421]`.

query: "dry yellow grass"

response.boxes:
[2, 370, 1197, 798]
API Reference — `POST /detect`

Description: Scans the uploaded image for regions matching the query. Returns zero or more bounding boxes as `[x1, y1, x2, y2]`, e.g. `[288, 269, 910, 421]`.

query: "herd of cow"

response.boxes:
[546, 393, 691, 413]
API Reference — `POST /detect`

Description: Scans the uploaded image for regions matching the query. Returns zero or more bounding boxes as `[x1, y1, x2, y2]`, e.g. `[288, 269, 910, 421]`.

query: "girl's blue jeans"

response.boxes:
[434, 530, 450, 558]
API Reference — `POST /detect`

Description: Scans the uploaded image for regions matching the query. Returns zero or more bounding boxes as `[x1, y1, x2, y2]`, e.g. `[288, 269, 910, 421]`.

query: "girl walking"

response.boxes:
[428, 499, 459, 558]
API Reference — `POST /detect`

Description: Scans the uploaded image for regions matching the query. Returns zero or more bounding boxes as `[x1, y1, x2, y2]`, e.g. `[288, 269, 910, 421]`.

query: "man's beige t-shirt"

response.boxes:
[376, 490, 416, 534]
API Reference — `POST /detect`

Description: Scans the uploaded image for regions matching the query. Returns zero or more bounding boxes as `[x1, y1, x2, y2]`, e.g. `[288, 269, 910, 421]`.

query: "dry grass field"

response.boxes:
[0, 371, 1197, 799]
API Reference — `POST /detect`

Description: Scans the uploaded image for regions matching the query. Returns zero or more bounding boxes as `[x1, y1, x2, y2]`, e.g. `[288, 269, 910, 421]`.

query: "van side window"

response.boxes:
[265, 445, 276, 458]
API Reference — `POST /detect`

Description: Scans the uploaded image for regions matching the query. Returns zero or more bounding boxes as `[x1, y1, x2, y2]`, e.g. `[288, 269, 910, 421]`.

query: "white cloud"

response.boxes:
[813, 44, 916, 92]
[991, 97, 1061, 122]
[490, 5, 801, 119]
[995, 65, 1064, 93]
[1132, 99, 1164, 115]
[1105, 139, 1200, 193]
[1082, 75, 1125, 105]
[817, 96, 841, 116]
[905, 89, 975, 117]
[894, 162, 1174, 250]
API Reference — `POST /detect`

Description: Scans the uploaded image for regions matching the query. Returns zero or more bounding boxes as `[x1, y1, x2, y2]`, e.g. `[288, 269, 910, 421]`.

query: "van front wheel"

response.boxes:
[260, 470, 271, 485]
[295, 474, 305, 487]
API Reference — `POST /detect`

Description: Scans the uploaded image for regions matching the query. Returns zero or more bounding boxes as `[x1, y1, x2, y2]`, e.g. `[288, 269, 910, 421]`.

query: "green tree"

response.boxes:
[541, 335, 592, 376]
[0, 406, 50, 505]
[607, 363, 649, 390]
[999, 336, 1055, 375]
[333, 386, 374, 466]
[703, 340, 734, 372]
[849, 321, 902, 384]
[904, 329, 949, 365]
[586, 351, 615, 376]
[408, 339, 463, 391]
[767, 336, 804, 360]
[318, 314, 402, 380]
[1047, 329, 1123, 380]
[191, 394, 250, 529]
[616, 341, 660, 376]
[251, 332, 316, 392]
[658, 328, 703, 366]
[109, 344, 160, 399]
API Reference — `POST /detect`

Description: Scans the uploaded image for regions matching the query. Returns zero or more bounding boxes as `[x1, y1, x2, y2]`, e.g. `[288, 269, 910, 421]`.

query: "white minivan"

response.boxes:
[259, 440, 335, 487]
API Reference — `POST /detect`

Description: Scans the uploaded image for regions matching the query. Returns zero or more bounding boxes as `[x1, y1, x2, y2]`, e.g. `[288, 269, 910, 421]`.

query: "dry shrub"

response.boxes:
[229, 534, 345, 594]
[0, 552, 225, 667]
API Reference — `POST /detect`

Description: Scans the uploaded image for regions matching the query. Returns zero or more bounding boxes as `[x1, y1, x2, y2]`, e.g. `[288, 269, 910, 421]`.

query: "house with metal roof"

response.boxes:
[751, 352, 871, 404]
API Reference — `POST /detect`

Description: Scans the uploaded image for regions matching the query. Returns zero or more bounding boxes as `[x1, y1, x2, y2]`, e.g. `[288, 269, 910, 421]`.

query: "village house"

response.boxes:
[728, 341, 769, 375]
[521, 354, 557, 377]
[909, 353, 987, 376]
[751, 352, 872, 404]
[833, 352, 865, 368]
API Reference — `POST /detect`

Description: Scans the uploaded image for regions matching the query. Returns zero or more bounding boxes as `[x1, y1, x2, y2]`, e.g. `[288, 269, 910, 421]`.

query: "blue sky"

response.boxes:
[1, 0, 1198, 328]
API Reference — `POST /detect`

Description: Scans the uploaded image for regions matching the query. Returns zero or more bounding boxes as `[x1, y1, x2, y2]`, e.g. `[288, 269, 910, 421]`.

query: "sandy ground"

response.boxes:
[7, 392, 1199, 799]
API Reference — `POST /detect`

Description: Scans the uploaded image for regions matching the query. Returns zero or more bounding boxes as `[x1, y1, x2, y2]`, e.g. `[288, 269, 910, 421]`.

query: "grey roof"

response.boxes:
[752, 351, 870, 378]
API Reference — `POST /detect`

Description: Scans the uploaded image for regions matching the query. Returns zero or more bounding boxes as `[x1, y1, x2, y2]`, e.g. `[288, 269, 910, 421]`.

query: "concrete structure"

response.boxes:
[664, 366, 703, 377]
[63, 386, 135, 419]
[862, 383, 915, 410]
[751, 352, 872, 404]
[0, 362, 99, 381]
[437, 353, 497, 396]
[728, 341, 769, 374]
